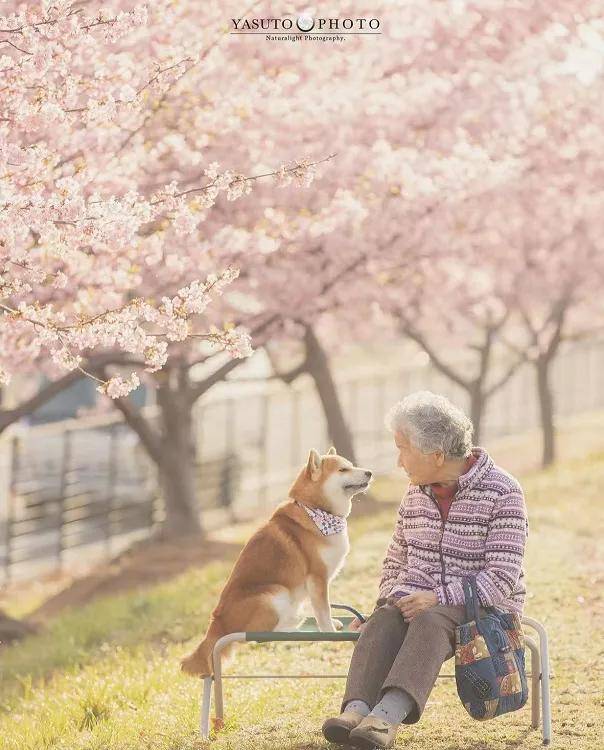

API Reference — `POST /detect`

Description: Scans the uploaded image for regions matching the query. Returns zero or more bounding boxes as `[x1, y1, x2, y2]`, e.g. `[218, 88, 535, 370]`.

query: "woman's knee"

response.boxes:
[406, 607, 443, 631]
[371, 603, 402, 620]
[365, 603, 405, 630]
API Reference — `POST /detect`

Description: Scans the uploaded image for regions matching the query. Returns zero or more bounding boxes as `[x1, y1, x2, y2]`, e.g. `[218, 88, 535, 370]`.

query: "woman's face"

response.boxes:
[394, 431, 441, 485]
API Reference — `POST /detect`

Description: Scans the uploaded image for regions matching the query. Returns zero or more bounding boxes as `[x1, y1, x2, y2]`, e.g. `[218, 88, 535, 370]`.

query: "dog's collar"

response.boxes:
[292, 500, 347, 536]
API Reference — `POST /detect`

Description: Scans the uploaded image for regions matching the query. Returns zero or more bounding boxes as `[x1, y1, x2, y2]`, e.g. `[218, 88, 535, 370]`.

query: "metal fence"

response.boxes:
[1, 336, 603, 583]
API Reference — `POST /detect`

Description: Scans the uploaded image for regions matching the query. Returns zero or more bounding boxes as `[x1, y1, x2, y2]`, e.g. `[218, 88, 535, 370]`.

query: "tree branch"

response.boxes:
[0, 352, 147, 433]
[93, 366, 163, 466]
[544, 297, 569, 361]
[484, 352, 527, 399]
[186, 312, 282, 403]
[400, 322, 469, 390]
[186, 354, 247, 405]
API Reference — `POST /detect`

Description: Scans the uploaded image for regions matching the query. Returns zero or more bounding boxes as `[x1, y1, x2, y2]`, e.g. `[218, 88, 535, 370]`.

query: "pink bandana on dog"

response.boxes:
[294, 500, 347, 536]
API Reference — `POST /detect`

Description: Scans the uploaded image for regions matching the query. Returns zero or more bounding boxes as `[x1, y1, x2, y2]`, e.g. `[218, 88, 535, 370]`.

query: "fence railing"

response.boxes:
[1, 335, 603, 583]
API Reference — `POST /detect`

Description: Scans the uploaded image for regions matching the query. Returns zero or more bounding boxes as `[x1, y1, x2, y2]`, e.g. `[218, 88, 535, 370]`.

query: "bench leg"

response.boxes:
[525, 636, 540, 730]
[522, 617, 552, 745]
[200, 677, 212, 740]
[537, 627, 552, 745]
[210, 633, 246, 737]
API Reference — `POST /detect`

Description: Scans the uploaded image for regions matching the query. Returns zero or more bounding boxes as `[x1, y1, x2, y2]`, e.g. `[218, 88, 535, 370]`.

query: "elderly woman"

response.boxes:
[322, 390, 529, 750]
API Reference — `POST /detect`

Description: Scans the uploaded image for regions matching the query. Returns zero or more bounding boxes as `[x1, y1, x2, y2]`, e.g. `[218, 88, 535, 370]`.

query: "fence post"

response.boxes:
[348, 379, 359, 444]
[291, 386, 300, 470]
[105, 424, 118, 556]
[2, 435, 18, 583]
[259, 391, 269, 508]
[57, 429, 71, 571]
[374, 374, 387, 468]
[225, 397, 235, 464]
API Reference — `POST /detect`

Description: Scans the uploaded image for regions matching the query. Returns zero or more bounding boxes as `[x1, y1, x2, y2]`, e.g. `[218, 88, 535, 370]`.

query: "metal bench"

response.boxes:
[199, 603, 553, 745]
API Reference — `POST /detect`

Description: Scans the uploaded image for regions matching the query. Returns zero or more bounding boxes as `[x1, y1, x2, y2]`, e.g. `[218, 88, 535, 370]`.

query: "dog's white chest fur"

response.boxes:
[319, 528, 350, 580]
[270, 529, 350, 631]
[271, 584, 308, 630]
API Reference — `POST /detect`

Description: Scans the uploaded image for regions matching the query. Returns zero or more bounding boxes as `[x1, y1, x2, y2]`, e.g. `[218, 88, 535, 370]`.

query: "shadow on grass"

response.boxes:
[0, 497, 401, 700]
[0, 537, 243, 701]
[28, 535, 244, 622]
[29, 493, 399, 624]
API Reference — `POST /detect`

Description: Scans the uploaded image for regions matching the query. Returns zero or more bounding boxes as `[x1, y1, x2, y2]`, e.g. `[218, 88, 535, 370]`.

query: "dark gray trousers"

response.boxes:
[340, 602, 489, 724]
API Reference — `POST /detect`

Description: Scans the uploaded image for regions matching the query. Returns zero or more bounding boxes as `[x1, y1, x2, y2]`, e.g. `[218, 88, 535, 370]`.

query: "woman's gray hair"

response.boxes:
[384, 390, 473, 459]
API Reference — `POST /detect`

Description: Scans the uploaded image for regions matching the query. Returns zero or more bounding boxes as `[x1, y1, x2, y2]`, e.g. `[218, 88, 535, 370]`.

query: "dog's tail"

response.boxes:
[180, 616, 235, 678]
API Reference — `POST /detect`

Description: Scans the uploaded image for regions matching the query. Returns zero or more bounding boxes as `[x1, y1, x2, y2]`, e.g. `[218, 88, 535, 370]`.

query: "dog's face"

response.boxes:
[290, 446, 373, 517]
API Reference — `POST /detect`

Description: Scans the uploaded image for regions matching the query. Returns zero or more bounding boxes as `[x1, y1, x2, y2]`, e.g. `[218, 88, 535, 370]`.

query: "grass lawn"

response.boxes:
[1, 450, 603, 749]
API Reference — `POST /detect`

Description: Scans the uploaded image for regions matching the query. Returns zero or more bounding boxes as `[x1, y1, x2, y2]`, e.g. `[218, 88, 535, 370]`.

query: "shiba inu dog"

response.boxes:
[180, 446, 373, 677]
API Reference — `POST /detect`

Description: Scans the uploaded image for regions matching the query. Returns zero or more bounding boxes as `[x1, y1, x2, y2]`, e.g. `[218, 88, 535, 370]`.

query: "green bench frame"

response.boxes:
[199, 603, 552, 745]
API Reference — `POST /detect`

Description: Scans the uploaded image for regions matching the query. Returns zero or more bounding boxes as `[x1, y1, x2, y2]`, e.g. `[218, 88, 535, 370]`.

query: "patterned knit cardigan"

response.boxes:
[377, 446, 529, 616]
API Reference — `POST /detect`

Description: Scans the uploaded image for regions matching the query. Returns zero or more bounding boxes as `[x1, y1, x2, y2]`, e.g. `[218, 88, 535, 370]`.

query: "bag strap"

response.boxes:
[463, 575, 501, 630]
[463, 575, 482, 624]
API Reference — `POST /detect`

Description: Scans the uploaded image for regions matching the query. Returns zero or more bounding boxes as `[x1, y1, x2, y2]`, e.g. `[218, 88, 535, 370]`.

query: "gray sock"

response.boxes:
[343, 699, 370, 716]
[370, 688, 415, 724]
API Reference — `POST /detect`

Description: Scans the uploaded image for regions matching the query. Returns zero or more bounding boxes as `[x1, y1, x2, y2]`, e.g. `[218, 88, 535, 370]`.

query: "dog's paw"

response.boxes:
[332, 618, 344, 631]
[180, 653, 210, 678]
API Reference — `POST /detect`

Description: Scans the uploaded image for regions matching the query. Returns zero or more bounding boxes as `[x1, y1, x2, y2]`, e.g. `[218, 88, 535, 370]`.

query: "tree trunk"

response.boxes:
[106, 355, 250, 539]
[469, 382, 485, 444]
[156, 370, 202, 536]
[304, 326, 358, 464]
[535, 356, 556, 467]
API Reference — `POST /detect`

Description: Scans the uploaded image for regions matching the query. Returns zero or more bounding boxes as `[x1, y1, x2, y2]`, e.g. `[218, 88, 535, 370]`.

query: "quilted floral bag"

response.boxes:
[455, 575, 529, 720]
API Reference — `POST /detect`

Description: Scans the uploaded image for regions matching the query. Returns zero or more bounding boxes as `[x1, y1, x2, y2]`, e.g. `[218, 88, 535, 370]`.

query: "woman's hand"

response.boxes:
[393, 591, 438, 622]
[349, 616, 366, 632]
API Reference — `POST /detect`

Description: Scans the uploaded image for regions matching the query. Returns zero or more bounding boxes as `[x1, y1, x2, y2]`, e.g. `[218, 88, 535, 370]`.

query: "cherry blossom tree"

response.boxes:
[367, 245, 524, 443]
[469, 16, 604, 463]
[356, 1, 604, 462]
[159, 0, 525, 463]
[497, 210, 604, 466]
[0, 0, 331, 534]
[96, 0, 604, 506]
[4, 0, 604, 541]
[0, 0, 321, 410]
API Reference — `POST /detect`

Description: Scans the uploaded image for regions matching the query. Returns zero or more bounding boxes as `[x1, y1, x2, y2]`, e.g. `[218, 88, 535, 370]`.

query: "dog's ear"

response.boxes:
[327, 446, 337, 455]
[306, 449, 322, 481]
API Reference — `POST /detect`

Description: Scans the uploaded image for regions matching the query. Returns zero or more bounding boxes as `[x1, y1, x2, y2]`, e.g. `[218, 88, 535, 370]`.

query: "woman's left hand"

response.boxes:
[393, 591, 438, 622]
